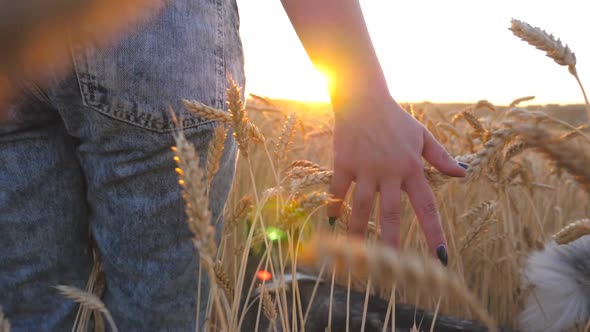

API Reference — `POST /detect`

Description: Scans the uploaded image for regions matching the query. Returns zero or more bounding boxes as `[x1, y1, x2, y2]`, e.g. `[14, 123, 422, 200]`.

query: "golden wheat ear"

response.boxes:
[510, 19, 590, 121]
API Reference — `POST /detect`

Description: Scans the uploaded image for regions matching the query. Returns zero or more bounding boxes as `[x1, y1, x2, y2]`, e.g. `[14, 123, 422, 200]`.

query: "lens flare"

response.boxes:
[257, 269, 272, 282]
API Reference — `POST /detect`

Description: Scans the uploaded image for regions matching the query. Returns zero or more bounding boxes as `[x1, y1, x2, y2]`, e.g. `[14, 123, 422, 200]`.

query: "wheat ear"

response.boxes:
[183, 99, 232, 124]
[291, 171, 334, 189]
[214, 261, 234, 301]
[207, 125, 228, 190]
[274, 113, 298, 165]
[56, 285, 118, 332]
[173, 128, 230, 330]
[461, 200, 497, 223]
[172, 132, 216, 258]
[510, 19, 590, 121]
[258, 285, 277, 323]
[462, 111, 487, 141]
[509, 96, 536, 108]
[467, 129, 514, 179]
[553, 219, 590, 245]
[225, 195, 253, 234]
[516, 125, 590, 193]
[504, 139, 528, 162]
[474, 99, 496, 112]
[300, 236, 496, 329]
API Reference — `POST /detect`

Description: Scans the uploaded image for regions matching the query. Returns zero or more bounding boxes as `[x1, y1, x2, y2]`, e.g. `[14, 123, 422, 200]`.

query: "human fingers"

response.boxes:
[403, 173, 448, 265]
[348, 179, 376, 235]
[422, 128, 466, 177]
[379, 179, 402, 248]
[327, 168, 353, 225]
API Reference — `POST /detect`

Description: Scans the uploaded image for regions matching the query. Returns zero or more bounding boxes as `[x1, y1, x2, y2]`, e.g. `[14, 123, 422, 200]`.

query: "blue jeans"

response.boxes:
[0, 1, 244, 330]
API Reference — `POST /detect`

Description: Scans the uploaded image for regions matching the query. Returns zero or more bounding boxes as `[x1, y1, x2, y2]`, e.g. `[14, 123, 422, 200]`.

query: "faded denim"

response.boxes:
[0, 0, 244, 331]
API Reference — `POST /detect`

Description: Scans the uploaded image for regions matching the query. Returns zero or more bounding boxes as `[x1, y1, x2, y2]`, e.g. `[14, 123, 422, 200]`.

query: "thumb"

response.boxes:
[422, 128, 466, 177]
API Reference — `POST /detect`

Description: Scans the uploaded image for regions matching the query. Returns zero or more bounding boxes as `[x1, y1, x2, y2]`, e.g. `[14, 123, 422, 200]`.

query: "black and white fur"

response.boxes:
[519, 236, 590, 332]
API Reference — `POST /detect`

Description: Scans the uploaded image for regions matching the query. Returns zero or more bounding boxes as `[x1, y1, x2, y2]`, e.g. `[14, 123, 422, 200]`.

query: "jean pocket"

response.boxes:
[70, 3, 228, 133]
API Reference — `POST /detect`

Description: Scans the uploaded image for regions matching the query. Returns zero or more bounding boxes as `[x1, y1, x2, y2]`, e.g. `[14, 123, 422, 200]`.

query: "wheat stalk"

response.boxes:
[172, 128, 231, 330]
[460, 219, 497, 253]
[286, 160, 324, 170]
[225, 195, 253, 234]
[510, 19, 590, 121]
[183, 99, 232, 124]
[207, 125, 228, 190]
[515, 125, 590, 193]
[226, 79, 251, 158]
[274, 113, 298, 166]
[510, 19, 576, 69]
[461, 200, 497, 223]
[56, 285, 118, 332]
[474, 100, 496, 113]
[172, 132, 216, 258]
[462, 111, 487, 141]
[523, 226, 544, 251]
[424, 166, 449, 189]
[300, 236, 496, 328]
[258, 285, 277, 323]
[467, 128, 514, 179]
[509, 96, 536, 108]
[0, 307, 9, 332]
[214, 261, 234, 301]
[280, 192, 335, 228]
[504, 139, 528, 162]
[286, 166, 325, 180]
[560, 124, 590, 140]
[437, 122, 461, 139]
[291, 171, 333, 189]
[73, 249, 105, 332]
[553, 219, 590, 245]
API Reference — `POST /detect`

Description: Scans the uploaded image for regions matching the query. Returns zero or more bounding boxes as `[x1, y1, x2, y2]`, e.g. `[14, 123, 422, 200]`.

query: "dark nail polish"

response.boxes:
[457, 162, 469, 170]
[329, 217, 337, 226]
[436, 245, 448, 266]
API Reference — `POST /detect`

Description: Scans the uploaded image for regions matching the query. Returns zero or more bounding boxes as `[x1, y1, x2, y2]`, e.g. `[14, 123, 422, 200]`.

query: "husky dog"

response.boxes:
[519, 236, 590, 332]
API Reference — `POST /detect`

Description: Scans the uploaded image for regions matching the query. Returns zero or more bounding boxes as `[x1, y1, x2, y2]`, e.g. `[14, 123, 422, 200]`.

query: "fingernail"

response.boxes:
[436, 245, 448, 266]
[457, 162, 469, 170]
[328, 217, 336, 226]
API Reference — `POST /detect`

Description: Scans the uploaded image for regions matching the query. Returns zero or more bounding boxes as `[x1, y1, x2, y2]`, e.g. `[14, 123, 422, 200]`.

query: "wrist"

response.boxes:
[328, 69, 391, 103]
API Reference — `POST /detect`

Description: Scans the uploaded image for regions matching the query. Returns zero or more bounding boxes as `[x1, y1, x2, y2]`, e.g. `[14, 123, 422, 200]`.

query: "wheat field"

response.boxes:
[3, 18, 590, 332]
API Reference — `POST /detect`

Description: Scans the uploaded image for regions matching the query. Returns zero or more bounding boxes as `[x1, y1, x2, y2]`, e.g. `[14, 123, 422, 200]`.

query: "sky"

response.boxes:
[237, 0, 590, 105]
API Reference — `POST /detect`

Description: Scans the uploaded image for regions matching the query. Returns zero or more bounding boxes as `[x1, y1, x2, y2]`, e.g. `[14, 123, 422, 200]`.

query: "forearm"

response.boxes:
[280, 0, 390, 99]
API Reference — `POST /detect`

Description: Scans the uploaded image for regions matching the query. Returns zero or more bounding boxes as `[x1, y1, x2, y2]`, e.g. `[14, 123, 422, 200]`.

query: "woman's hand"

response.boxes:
[280, 0, 465, 263]
[327, 95, 466, 263]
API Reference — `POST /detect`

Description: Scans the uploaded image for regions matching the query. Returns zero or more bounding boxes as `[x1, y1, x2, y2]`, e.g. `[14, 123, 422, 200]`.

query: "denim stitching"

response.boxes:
[71, 45, 213, 133]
